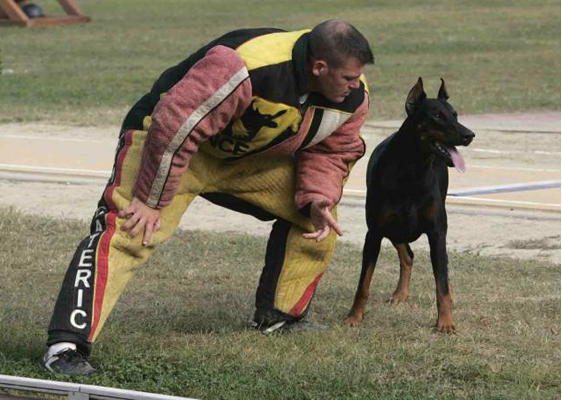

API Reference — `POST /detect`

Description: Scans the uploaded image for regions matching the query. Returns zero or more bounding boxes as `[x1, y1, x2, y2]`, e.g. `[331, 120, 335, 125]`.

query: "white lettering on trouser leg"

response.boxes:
[77, 289, 83, 308]
[87, 232, 100, 248]
[67, 234, 99, 332]
[74, 270, 92, 288]
[70, 309, 87, 330]
[78, 249, 94, 267]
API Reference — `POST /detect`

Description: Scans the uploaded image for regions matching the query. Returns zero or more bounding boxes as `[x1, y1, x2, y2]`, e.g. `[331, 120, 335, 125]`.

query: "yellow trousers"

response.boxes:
[48, 128, 337, 353]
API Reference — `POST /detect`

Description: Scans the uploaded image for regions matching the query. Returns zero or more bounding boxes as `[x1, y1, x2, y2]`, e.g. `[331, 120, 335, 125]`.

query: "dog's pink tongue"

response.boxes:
[447, 146, 466, 173]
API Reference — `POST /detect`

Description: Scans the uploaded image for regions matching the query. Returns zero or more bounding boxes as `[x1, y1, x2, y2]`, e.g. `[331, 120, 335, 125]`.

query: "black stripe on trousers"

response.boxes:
[47, 202, 108, 356]
[48, 127, 128, 355]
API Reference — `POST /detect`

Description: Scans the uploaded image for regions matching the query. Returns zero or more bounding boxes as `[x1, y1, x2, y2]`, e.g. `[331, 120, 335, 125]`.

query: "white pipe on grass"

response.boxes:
[0, 374, 198, 400]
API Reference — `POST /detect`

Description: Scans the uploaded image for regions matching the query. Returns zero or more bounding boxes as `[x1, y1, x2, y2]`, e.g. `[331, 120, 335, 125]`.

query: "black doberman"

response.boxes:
[343, 78, 475, 333]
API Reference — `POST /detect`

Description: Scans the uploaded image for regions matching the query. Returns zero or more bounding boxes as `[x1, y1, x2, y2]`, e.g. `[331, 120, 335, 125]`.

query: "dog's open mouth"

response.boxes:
[433, 142, 466, 173]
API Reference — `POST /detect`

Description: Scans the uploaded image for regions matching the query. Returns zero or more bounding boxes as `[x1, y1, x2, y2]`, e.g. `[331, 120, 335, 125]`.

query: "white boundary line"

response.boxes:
[0, 164, 559, 212]
[0, 163, 110, 177]
[341, 191, 560, 212]
[470, 164, 560, 173]
[342, 182, 561, 212]
[470, 148, 560, 155]
[0, 374, 197, 400]
[344, 180, 561, 197]
[446, 196, 560, 211]
[448, 180, 560, 196]
[0, 134, 113, 143]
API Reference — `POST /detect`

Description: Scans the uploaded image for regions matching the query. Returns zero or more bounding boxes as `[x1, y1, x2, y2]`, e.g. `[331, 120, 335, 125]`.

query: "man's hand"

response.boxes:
[302, 201, 343, 242]
[118, 196, 161, 246]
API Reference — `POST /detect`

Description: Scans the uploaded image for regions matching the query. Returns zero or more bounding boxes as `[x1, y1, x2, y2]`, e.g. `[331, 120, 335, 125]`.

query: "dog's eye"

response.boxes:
[434, 112, 445, 120]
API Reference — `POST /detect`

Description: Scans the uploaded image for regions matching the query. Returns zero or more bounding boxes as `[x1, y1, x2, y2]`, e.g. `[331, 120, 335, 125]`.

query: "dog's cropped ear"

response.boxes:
[438, 78, 449, 100]
[405, 77, 427, 116]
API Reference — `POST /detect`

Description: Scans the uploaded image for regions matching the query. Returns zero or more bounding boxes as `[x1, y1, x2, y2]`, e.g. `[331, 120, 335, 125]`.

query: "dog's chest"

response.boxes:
[375, 186, 444, 243]
[368, 150, 448, 243]
[377, 203, 421, 242]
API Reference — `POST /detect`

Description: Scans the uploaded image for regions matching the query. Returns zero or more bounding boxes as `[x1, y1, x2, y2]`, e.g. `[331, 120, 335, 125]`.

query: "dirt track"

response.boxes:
[0, 115, 560, 265]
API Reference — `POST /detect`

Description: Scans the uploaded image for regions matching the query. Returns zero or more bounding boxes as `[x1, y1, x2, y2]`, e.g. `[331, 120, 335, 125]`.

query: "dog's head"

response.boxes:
[405, 77, 475, 172]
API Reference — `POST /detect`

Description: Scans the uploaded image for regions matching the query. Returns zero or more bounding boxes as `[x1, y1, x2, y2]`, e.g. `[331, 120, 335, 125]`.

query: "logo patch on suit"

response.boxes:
[204, 97, 301, 158]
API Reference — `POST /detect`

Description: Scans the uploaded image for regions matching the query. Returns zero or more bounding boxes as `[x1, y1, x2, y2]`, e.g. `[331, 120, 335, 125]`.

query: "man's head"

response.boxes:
[308, 19, 374, 103]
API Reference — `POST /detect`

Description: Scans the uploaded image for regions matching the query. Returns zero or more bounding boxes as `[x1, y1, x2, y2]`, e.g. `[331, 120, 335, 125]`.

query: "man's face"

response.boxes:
[311, 56, 364, 103]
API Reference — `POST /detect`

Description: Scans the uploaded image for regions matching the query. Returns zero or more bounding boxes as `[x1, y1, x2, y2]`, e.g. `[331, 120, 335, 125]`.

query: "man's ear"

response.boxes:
[311, 59, 328, 77]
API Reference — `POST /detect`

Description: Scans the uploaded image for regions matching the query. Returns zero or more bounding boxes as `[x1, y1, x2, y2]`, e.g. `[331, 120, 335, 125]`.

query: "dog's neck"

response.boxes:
[391, 117, 439, 175]
[399, 118, 433, 157]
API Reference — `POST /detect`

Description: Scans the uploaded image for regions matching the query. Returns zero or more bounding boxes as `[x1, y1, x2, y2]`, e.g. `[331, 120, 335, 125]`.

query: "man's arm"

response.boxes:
[120, 45, 253, 244]
[296, 96, 369, 240]
[134, 45, 252, 209]
[302, 200, 344, 242]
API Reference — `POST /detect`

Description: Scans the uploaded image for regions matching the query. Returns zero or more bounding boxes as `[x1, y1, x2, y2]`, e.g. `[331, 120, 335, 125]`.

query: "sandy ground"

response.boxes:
[0, 116, 560, 265]
[0, 179, 559, 265]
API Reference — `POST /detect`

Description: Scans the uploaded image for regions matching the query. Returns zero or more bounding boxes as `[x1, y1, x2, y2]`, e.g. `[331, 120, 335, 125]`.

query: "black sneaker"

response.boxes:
[43, 349, 96, 376]
[252, 319, 329, 334]
[251, 319, 288, 333]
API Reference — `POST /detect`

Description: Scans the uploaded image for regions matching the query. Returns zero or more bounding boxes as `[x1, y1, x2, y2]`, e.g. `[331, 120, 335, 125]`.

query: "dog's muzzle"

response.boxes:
[460, 128, 475, 146]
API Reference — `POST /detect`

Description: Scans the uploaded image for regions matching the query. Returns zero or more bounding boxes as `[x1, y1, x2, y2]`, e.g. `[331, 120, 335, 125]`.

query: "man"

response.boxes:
[43, 19, 374, 375]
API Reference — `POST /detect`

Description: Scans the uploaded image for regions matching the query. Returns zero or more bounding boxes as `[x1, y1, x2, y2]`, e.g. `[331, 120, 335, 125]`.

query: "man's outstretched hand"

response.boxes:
[118, 196, 161, 246]
[302, 201, 343, 242]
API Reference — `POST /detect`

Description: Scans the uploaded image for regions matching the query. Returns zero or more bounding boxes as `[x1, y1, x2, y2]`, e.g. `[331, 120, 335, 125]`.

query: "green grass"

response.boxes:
[0, 0, 559, 126]
[0, 207, 559, 399]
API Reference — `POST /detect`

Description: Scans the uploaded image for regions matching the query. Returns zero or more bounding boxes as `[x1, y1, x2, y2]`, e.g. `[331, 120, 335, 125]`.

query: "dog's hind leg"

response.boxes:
[343, 230, 381, 327]
[388, 243, 414, 304]
[427, 231, 455, 333]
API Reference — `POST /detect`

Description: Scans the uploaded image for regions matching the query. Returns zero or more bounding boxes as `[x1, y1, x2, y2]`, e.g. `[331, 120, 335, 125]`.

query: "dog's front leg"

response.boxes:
[388, 242, 414, 304]
[343, 230, 382, 327]
[427, 231, 455, 333]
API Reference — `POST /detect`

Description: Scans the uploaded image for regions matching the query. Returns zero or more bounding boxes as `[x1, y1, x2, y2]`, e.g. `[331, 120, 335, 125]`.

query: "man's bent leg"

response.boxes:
[253, 217, 337, 330]
[46, 129, 196, 361]
[204, 154, 339, 330]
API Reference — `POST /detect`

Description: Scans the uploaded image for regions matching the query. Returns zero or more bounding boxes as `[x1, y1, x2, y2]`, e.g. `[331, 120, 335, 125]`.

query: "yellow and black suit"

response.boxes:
[47, 28, 369, 353]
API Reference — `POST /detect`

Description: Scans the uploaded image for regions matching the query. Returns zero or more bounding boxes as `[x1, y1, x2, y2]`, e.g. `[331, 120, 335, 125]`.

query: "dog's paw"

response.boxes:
[342, 315, 363, 327]
[435, 318, 456, 334]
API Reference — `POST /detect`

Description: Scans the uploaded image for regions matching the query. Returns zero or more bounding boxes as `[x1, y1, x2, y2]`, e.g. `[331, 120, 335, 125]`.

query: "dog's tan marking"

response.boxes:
[343, 261, 375, 327]
[388, 243, 413, 304]
[435, 281, 455, 333]
[423, 200, 439, 220]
